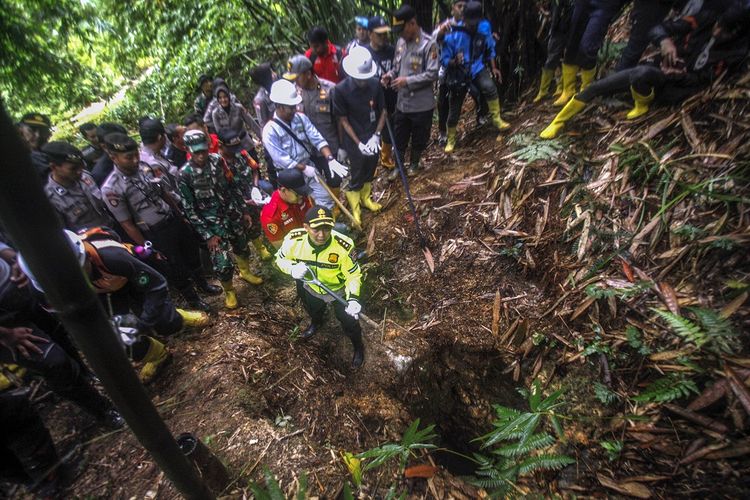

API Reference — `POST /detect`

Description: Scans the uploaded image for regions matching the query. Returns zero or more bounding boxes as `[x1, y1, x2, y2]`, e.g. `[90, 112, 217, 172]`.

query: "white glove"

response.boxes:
[345, 300, 362, 319]
[328, 159, 349, 179]
[336, 148, 349, 163]
[366, 134, 381, 154]
[250, 187, 271, 206]
[358, 142, 375, 156]
[302, 165, 317, 178]
[290, 262, 309, 280]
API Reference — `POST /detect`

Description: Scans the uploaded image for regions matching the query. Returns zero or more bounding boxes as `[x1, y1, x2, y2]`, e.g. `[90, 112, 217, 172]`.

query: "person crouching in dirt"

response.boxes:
[540, 3, 750, 139]
[261, 169, 313, 250]
[19, 229, 209, 384]
[441, 1, 510, 154]
[275, 206, 365, 368]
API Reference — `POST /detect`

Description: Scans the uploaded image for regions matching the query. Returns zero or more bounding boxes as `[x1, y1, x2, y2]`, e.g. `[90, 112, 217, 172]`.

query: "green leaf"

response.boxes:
[493, 433, 555, 457]
[651, 308, 707, 346]
[633, 374, 699, 403]
[518, 454, 575, 475]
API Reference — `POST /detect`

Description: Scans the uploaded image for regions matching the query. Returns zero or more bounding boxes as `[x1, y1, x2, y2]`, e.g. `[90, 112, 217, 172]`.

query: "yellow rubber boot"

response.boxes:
[235, 254, 263, 285]
[540, 97, 586, 139]
[626, 86, 654, 120]
[579, 67, 596, 92]
[444, 127, 457, 153]
[251, 237, 272, 261]
[553, 63, 579, 106]
[344, 190, 362, 225]
[488, 100, 511, 130]
[380, 143, 395, 169]
[360, 183, 382, 212]
[176, 308, 209, 328]
[221, 280, 238, 309]
[533, 68, 554, 103]
[139, 337, 171, 384]
[0, 364, 27, 390]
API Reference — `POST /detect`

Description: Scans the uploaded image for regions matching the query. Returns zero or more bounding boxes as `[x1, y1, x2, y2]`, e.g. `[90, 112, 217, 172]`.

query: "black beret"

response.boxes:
[41, 141, 84, 164]
[393, 4, 416, 24]
[104, 132, 138, 153]
[139, 119, 165, 144]
[305, 205, 334, 228]
[277, 168, 307, 194]
[217, 128, 242, 146]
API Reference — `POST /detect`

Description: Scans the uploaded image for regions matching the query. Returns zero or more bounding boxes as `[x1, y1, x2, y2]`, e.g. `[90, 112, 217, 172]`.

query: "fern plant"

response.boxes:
[632, 374, 698, 403]
[508, 133, 564, 163]
[593, 382, 620, 406]
[651, 307, 740, 354]
[357, 418, 437, 474]
[470, 381, 575, 497]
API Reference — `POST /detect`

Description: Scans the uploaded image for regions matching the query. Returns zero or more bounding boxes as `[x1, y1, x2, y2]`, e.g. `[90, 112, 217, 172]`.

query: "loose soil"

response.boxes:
[12, 93, 750, 498]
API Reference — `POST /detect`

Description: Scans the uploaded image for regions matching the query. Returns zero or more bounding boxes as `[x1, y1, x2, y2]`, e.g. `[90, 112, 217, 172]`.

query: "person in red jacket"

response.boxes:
[305, 26, 344, 83]
[260, 169, 313, 249]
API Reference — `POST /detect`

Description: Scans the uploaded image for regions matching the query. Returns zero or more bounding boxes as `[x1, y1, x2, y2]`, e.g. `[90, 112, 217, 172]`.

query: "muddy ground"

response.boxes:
[12, 92, 750, 499]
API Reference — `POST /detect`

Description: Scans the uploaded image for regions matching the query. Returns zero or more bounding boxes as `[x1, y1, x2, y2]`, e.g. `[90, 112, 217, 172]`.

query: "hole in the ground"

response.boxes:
[395, 343, 524, 476]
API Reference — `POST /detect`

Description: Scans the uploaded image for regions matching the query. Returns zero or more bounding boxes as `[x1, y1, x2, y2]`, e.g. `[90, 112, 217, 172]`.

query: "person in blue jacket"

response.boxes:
[441, 1, 510, 153]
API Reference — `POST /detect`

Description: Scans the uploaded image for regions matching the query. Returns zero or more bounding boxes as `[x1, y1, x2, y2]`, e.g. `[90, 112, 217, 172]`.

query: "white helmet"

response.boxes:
[342, 46, 377, 80]
[17, 229, 86, 292]
[269, 79, 302, 106]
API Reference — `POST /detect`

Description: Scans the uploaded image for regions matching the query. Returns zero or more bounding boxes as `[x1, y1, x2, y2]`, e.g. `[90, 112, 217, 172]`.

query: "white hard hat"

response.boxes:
[342, 46, 377, 80]
[269, 79, 302, 106]
[17, 229, 86, 292]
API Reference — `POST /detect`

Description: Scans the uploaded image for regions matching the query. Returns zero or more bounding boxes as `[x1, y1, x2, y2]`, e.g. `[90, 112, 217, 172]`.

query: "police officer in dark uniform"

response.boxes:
[91, 122, 128, 186]
[19, 113, 53, 180]
[42, 141, 118, 232]
[100, 133, 218, 311]
[382, 4, 439, 176]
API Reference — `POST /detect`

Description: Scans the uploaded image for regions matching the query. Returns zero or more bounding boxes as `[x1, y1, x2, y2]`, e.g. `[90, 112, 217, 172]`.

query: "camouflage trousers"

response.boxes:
[207, 223, 251, 282]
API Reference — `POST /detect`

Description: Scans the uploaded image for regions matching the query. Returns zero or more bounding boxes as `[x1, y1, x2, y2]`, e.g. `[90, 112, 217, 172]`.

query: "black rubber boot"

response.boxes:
[300, 323, 319, 340]
[181, 286, 210, 312]
[194, 276, 222, 296]
[350, 332, 365, 369]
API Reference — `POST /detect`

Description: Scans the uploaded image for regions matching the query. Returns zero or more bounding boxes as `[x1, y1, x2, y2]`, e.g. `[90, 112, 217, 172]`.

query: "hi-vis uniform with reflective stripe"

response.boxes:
[275, 228, 361, 301]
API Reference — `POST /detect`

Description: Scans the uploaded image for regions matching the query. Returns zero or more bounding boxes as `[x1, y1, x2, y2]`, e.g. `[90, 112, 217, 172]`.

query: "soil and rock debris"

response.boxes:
[11, 73, 750, 499]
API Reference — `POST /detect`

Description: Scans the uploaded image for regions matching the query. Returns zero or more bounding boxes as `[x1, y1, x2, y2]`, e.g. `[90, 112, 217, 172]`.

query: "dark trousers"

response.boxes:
[393, 109, 434, 166]
[347, 147, 379, 190]
[616, 0, 674, 70]
[144, 217, 202, 293]
[578, 64, 665, 102]
[296, 281, 363, 349]
[437, 80, 450, 134]
[447, 68, 498, 128]
[0, 326, 111, 418]
[0, 391, 58, 487]
[544, 1, 571, 70]
[564, 0, 624, 69]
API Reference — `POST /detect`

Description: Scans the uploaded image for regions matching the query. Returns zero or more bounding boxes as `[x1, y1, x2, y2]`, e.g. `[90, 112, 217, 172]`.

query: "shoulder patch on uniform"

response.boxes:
[289, 228, 307, 239]
[267, 223, 279, 235]
[136, 271, 151, 287]
[334, 235, 352, 251]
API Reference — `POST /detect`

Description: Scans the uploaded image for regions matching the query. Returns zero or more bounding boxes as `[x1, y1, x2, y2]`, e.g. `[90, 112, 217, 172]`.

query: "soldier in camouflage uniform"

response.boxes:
[179, 130, 263, 309]
[216, 128, 273, 261]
